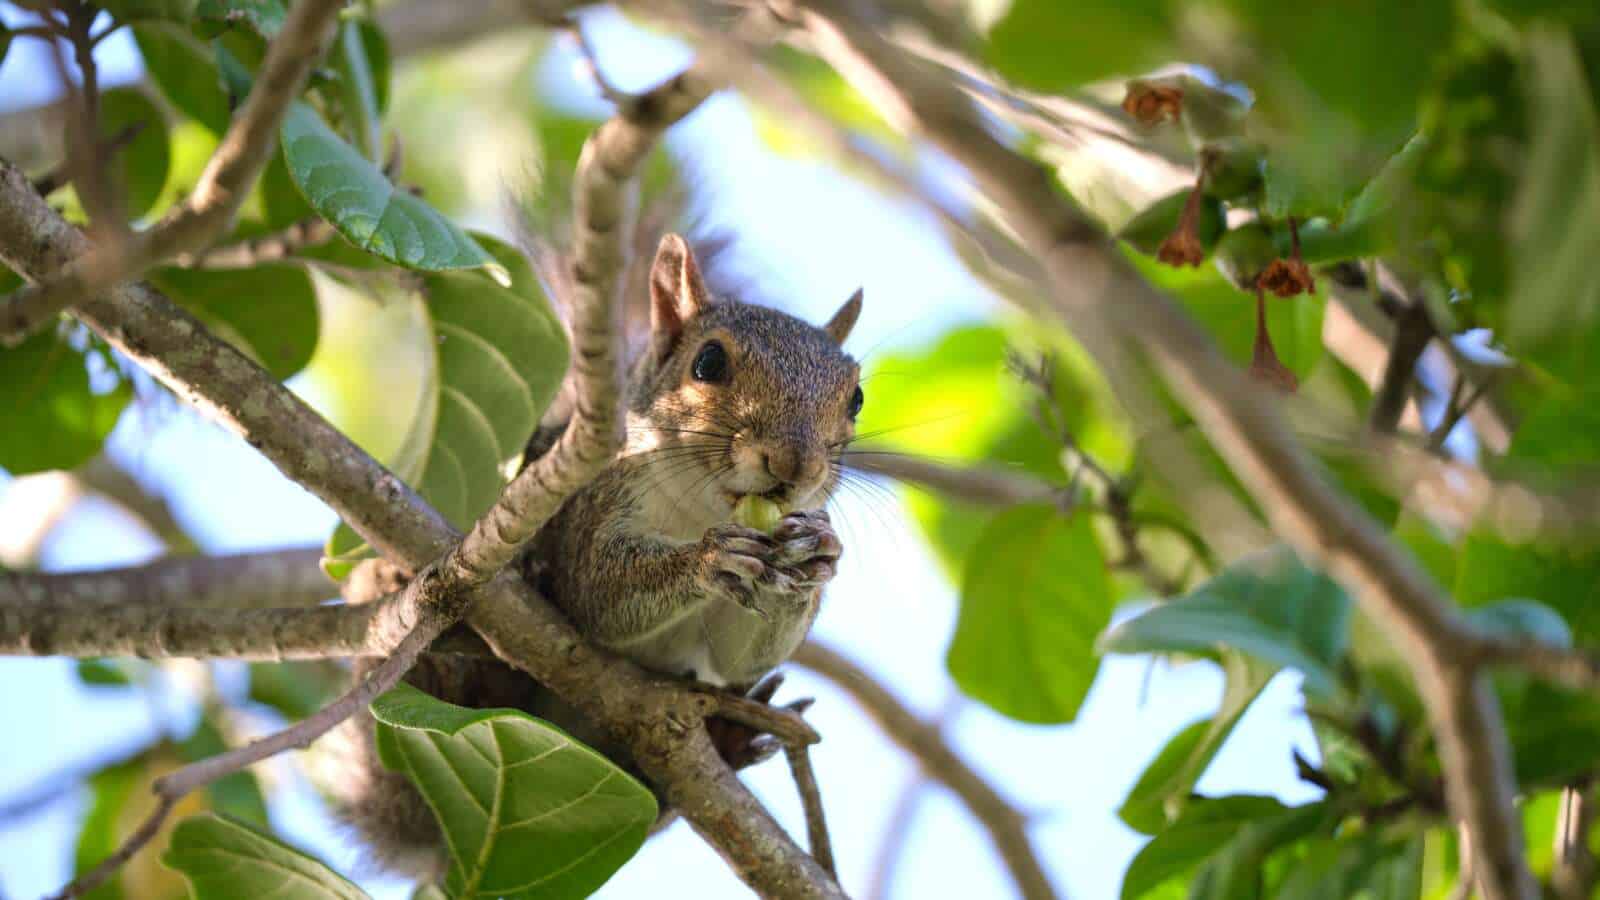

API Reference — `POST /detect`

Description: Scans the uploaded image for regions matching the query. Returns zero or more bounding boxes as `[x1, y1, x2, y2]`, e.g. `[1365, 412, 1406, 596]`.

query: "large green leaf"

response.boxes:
[0, 328, 131, 476]
[1116, 652, 1274, 834]
[371, 683, 656, 900]
[280, 102, 508, 283]
[97, 88, 170, 220]
[1270, 833, 1421, 900]
[1504, 28, 1600, 357]
[1120, 794, 1287, 899]
[1100, 547, 1351, 698]
[162, 814, 368, 900]
[101, 0, 197, 23]
[945, 505, 1113, 724]
[149, 264, 319, 381]
[984, 0, 1171, 90]
[1186, 801, 1336, 900]
[133, 24, 232, 135]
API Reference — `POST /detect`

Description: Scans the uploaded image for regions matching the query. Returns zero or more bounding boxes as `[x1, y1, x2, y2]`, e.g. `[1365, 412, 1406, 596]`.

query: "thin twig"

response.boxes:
[187, 217, 337, 269]
[0, 0, 346, 345]
[1367, 300, 1434, 434]
[794, 640, 1058, 900]
[786, 743, 837, 877]
[1428, 372, 1495, 453]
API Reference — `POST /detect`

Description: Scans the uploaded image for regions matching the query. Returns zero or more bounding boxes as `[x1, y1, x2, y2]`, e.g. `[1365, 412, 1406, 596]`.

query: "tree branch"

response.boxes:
[793, 640, 1057, 900]
[0, 0, 345, 345]
[778, 3, 1535, 896]
[0, 595, 399, 659]
[1366, 298, 1434, 434]
[0, 548, 329, 609]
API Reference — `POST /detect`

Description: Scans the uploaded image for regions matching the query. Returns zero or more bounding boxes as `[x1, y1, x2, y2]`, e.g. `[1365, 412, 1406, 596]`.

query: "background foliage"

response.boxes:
[2, 0, 1600, 898]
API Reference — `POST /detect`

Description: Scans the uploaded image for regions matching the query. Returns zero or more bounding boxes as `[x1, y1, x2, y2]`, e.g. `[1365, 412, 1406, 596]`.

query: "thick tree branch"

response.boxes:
[780, 4, 1535, 896]
[0, 548, 328, 609]
[0, 595, 399, 659]
[0, 0, 345, 344]
[793, 640, 1057, 900]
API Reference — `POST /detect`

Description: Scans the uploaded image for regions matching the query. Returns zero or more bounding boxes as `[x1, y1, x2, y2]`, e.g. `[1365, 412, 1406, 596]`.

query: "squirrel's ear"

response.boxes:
[823, 288, 863, 345]
[649, 234, 712, 346]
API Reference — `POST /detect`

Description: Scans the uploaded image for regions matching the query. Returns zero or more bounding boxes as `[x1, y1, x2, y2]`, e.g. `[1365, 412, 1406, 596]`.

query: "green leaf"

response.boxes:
[1187, 800, 1335, 900]
[163, 814, 368, 900]
[1117, 189, 1226, 258]
[945, 506, 1113, 724]
[1117, 652, 1275, 834]
[178, 717, 269, 826]
[133, 24, 231, 135]
[76, 660, 135, 687]
[280, 102, 508, 283]
[389, 234, 568, 530]
[1505, 28, 1600, 355]
[248, 662, 341, 721]
[1101, 547, 1352, 697]
[0, 329, 131, 476]
[984, 0, 1171, 90]
[100, 0, 197, 24]
[194, 0, 285, 39]
[1465, 598, 1573, 648]
[148, 264, 319, 381]
[358, 18, 391, 118]
[330, 19, 382, 160]
[97, 88, 170, 219]
[371, 683, 656, 899]
[1120, 794, 1287, 899]
[1271, 833, 1417, 900]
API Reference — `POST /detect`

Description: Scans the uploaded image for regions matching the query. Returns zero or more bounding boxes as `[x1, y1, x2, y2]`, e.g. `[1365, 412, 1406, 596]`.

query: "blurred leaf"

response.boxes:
[97, 87, 170, 220]
[0, 23, 13, 71]
[1187, 800, 1335, 900]
[1466, 598, 1573, 648]
[358, 18, 391, 117]
[946, 506, 1113, 724]
[75, 659, 135, 687]
[133, 24, 231, 135]
[178, 717, 270, 826]
[1117, 652, 1274, 834]
[1101, 547, 1351, 697]
[194, 0, 285, 39]
[412, 887, 448, 900]
[163, 814, 367, 900]
[249, 662, 341, 721]
[1504, 28, 1600, 360]
[1271, 832, 1420, 900]
[984, 0, 1171, 89]
[371, 683, 655, 899]
[252, 146, 316, 230]
[1120, 794, 1287, 899]
[77, 750, 206, 900]
[0, 329, 131, 476]
[330, 18, 382, 160]
[149, 263, 319, 381]
[101, 0, 197, 23]
[1500, 679, 1600, 787]
[280, 102, 508, 282]
[75, 757, 141, 900]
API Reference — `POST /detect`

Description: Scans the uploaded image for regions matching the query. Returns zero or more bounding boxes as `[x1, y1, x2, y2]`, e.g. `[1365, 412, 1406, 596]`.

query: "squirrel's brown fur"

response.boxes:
[321, 232, 863, 878]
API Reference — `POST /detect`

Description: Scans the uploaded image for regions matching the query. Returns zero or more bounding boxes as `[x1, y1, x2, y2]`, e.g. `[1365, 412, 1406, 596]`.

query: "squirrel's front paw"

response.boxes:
[698, 524, 777, 612]
[770, 509, 842, 588]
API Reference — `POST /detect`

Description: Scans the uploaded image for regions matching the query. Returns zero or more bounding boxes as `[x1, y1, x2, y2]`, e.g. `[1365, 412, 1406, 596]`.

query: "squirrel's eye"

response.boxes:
[848, 385, 864, 418]
[691, 341, 729, 383]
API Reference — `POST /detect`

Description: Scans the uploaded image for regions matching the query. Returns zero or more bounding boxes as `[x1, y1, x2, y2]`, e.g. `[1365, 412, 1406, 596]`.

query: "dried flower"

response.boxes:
[1255, 217, 1316, 297]
[1157, 175, 1207, 268]
[1122, 80, 1184, 126]
[1249, 288, 1299, 392]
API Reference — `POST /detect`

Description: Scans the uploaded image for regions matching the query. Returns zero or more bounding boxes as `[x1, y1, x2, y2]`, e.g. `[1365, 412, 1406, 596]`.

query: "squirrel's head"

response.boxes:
[625, 233, 863, 517]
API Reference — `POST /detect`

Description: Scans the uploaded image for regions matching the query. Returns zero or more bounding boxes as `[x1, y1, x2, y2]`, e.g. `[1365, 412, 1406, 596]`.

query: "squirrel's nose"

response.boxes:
[762, 445, 824, 491]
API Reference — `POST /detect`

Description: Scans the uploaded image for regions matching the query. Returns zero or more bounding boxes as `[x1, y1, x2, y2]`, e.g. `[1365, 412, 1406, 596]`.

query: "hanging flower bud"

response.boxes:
[1122, 79, 1185, 126]
[1249, 288, 1299, 392]
[1157, 172, 1208, 268]
[1256, 218, 1316, 297]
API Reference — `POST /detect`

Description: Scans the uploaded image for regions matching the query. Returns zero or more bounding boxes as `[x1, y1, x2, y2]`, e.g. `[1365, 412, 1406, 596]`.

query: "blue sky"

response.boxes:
[0, 6, 1319, 898]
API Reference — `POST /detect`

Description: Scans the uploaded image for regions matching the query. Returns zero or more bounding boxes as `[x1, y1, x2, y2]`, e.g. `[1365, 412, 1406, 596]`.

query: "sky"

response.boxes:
[0, 6, 1320, 899]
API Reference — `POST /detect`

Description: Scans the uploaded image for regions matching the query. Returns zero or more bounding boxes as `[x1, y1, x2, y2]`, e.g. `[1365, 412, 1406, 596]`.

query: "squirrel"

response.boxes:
[317, 232, 865, 879]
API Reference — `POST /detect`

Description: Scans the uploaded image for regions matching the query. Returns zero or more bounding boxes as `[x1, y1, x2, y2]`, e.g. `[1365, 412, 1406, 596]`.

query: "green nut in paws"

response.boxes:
[733, 495, 783, 535]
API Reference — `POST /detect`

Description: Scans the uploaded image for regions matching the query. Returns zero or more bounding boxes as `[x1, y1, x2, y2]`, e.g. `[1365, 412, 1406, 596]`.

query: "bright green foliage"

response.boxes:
[1102, 549, 1352, 697]
[163, 814, 368, 900]
[96, 88, 170, 219]
[133, 24, 233, 135]
[985, 0, 1171, 90]
[946, 506, 1113, 723]
[149, 264, 319, 381]
[1120, 794, 1287, 898]
[372, 684, 657, 900]
[0, 326, 131, 476]
[280, 103, 508, 283]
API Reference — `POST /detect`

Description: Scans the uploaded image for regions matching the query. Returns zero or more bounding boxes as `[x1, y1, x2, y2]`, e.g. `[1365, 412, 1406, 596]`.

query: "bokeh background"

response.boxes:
[0, 5, 1319, 897]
